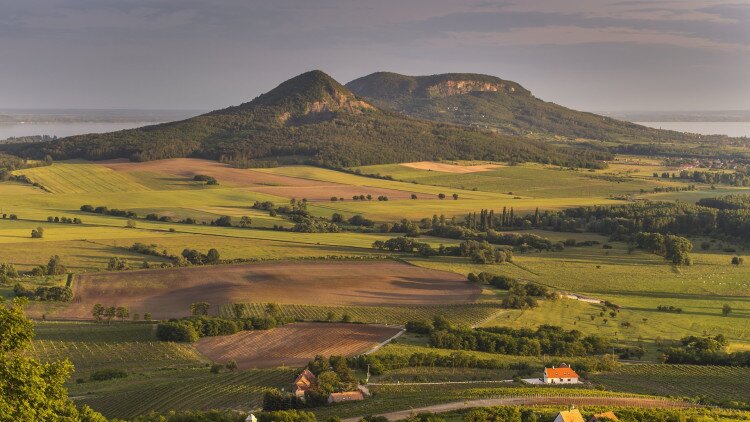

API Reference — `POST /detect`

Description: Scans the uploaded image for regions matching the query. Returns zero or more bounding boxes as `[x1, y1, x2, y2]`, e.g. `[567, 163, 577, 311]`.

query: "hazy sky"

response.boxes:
[1, 0, 748, 111]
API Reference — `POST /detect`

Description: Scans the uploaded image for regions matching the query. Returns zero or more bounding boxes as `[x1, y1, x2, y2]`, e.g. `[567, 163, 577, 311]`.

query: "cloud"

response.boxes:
[438, 25, 750, 52]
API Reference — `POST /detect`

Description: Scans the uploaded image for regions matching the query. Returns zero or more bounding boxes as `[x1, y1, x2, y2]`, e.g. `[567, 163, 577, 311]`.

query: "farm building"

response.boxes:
[327, 391, 365, 403]
[543, 363, 580, 384]
[554, 408, 585, 422]
[589, 411, 619, 421]
[292, 369, 317, 398]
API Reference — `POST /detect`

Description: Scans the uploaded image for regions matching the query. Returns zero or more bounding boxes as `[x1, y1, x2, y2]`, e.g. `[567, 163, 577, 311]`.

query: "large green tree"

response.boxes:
[0, 298, 106, 421]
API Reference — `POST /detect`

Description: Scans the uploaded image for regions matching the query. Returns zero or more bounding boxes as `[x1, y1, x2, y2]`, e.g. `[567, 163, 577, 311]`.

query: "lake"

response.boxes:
[635, 121, 750, 137]
[0, 122, 158, 140]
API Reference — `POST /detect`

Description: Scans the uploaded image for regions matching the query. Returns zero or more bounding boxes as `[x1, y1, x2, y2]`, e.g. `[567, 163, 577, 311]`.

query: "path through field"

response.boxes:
[341, 396, 694, 422]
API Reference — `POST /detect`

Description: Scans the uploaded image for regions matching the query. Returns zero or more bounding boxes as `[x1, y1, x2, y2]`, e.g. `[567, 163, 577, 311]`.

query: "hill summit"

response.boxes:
[224, 70, 374, 124]
[346, 72, 688, 142]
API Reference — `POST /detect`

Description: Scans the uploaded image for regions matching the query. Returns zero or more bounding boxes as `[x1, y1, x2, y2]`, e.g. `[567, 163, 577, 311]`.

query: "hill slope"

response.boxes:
[2, 70, 608, 168]
[345, 72, 698, 143]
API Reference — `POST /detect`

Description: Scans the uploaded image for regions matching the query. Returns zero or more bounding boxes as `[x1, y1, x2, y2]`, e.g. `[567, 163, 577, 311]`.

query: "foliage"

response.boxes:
[0, 298, 107, 421]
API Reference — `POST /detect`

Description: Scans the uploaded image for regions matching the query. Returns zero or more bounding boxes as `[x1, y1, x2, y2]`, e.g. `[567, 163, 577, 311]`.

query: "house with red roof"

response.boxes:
[327, 391, 365, 403]
[543, 363, 580, 384]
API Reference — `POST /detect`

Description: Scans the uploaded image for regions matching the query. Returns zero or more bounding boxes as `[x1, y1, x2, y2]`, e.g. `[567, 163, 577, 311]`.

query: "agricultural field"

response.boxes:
[28, 322, 206, 378]
[354, 161, 683, 199]
[591, 364, 750, 404]
[196, 322, 402, 369]
[36, 260, 479, 320]
[3, 156, 750, 417]
[224, 302, 500, 326]
[70, 367, 294, 419]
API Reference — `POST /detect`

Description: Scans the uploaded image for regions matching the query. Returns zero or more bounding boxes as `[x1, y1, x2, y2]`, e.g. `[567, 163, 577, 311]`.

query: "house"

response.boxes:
[589, 411, 619, 421]
[554, 408, 585, 422]
[327, 391, 365, 403]
[291, 369, 317, 398]
[543, 363, 580, 384]
[245, 415, 257, 422]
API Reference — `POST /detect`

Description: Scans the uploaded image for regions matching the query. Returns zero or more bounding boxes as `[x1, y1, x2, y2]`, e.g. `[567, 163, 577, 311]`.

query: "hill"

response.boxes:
[0, 70, 608, 168]
[345, 72, 708, 144]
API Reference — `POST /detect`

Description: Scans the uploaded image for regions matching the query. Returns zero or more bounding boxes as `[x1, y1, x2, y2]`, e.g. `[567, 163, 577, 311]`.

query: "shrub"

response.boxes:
[156, 322, 199, 342]
[90, 368, 128, 382]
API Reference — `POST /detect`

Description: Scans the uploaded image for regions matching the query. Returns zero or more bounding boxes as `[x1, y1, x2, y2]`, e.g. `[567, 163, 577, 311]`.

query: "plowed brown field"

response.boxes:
[102, 158, 419, 201]
[195, 322, 402, 369]
[52, 261, 479, 320]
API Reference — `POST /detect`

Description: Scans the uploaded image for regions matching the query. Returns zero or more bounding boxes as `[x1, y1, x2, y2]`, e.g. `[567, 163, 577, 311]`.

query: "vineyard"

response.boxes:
[70, 367, 294, 419]
[28, 322, 206, 377]
[592, 364, 750, 404]
[223, 302, 500, 326]
[196, 322, 402, 369]
[312, 383, 658, 420]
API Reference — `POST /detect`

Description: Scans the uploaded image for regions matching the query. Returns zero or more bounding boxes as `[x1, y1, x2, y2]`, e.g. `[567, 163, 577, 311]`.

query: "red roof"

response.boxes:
[545, 367, 579, 378]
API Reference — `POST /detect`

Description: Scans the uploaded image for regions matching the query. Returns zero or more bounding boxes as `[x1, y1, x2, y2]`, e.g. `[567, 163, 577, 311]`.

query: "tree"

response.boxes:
[115, 306, 129, 322]
[31, 227, 44, 238]
[438, 193, 446, 200]
[92, 304, 104, 322]
[47, 255, 67, 276]
[126, 219, 137, 228]
[226, 360, 238, 371]
[107, 257, 129, 271]
[191, 302, 210, 316]
[143, 312, 152, 321]
[239, 216, 252, 228]
[722, 304, 732, 316]
[452, 193, 459, 200]
[104, 306, 116, 324]
[731, 256, 744, 266]
[1, 298, 107, 421]
[410, 194, 417, 199]
[206, 248, 221, 264]
[316, 370, 341, 394]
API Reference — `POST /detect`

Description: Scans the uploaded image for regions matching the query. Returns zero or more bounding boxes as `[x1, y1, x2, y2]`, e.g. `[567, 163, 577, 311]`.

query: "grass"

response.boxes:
[591, 364, 750, 404]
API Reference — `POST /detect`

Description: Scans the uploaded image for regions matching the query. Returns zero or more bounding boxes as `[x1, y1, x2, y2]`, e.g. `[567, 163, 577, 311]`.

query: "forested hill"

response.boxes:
[345, 72, 706, 144]
[0, 70, 609, 168]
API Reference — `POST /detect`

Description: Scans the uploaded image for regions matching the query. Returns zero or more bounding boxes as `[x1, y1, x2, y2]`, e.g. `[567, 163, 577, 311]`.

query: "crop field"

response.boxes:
[42, 260, 479, 320]
[70, 367, 294, 419]
[355, 162, 682, 198]
[14, 161, 152, 194]
[102, 158, 427, 201]
[196, 322, 402, 369]
[28, 322, 206, 377]
[591, 364, 750, 403]
[223, 302, 500, 326]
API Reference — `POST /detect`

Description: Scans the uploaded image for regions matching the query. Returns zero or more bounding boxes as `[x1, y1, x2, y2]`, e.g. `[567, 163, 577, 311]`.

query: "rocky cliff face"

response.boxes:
[425, 80, 516, 97]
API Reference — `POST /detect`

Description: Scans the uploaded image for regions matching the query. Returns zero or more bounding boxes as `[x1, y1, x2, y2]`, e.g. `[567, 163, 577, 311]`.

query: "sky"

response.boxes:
[0, 0, 748, 112]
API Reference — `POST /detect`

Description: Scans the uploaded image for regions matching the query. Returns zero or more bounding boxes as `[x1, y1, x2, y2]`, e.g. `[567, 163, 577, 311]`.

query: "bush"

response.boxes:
[156, 322, 200, 342]
[90, 368, 128, 382]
